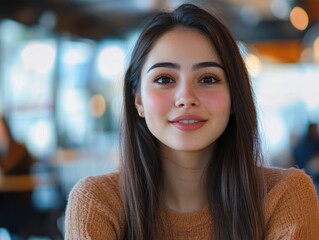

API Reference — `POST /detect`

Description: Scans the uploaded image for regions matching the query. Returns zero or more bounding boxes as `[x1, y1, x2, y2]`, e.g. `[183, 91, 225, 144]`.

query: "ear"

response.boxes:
[135, 92, 144, 117]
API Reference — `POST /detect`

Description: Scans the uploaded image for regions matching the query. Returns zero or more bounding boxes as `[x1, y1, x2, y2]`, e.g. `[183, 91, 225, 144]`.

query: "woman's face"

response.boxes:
[135, 27, 231, 153]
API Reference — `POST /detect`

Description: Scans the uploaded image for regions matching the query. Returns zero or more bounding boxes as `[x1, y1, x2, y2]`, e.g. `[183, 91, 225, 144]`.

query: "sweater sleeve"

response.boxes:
[264, 168, 319, 240]
[64, 173, 124, 240]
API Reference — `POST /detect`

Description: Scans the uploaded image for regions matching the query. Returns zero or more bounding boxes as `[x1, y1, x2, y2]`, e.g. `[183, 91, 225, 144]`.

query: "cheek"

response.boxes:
[202, 91, 231, 112]
[142, 90, 172, 115]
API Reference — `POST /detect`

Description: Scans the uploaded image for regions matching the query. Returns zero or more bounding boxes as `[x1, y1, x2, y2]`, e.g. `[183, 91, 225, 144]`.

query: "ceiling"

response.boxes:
[1, 0, 318, 42]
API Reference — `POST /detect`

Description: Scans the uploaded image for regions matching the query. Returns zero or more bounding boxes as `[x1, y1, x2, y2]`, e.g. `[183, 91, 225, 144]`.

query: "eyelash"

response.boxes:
[199, 75, 220, 84]
[153, 74, 220, 85]
[154, 75, 174, 84]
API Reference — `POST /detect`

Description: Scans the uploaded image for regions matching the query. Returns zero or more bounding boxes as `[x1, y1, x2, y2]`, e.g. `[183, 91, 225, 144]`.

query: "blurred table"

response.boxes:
[0, 174, 37, 192]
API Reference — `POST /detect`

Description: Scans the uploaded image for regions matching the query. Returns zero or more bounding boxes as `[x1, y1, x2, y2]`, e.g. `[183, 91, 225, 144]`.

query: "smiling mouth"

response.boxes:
[174, 119, 204, 124]
[169, 116, 207, 132]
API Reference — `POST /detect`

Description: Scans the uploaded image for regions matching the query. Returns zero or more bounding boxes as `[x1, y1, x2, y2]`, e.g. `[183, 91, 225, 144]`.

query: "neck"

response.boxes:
[160, 145, 214, 213]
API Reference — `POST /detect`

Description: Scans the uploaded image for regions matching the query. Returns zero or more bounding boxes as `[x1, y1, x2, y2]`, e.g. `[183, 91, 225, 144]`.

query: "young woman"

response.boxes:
[65, 3, 319, 239]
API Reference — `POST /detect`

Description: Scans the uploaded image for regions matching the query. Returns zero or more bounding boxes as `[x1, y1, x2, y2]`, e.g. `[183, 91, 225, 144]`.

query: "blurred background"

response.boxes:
[0, 0, 318, 239]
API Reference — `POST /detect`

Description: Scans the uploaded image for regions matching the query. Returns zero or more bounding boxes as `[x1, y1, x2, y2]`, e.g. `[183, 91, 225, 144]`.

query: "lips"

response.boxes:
[176, 119, 201, 124]
[169, 115, 207, 131]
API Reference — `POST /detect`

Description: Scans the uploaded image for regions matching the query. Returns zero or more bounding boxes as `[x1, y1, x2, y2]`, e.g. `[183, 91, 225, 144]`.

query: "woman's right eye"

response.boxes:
[154, 76, 174, 84]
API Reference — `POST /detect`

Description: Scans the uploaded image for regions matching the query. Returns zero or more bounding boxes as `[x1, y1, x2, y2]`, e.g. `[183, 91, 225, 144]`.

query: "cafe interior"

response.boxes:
[0, 0, 319, 239]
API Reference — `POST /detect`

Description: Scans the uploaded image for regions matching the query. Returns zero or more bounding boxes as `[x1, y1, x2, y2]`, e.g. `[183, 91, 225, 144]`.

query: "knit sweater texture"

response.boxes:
[65, 167, 319, 239]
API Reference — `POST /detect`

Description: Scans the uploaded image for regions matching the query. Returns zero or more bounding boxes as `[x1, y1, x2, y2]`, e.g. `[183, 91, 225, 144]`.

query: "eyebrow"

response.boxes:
[147, 62, 179, 72]
[194, 61, 224, 70]
[147, 61, 224, 73]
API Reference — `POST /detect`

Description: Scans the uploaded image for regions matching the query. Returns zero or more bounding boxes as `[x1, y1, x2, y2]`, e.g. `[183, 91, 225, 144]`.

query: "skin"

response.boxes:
[135, 27, 231, 213]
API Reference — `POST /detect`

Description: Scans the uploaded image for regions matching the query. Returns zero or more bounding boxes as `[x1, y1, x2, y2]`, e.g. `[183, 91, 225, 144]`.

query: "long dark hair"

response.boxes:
[120, 3, 265, 240]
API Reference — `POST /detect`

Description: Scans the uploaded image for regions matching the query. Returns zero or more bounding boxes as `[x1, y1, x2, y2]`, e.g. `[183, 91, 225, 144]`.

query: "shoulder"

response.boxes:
[69, 171, 122, 210]
[65, 171, 125, 239]
[71, 171, 120, 195]
[262, 166, 318, 205]
[262, 167, 319, 238]
[68, 171, 123, 220]
[262, 166, 316, 195]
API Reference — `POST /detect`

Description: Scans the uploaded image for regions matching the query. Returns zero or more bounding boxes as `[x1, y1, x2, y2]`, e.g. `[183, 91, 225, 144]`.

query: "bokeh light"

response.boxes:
[290, 7, 309, 31]
[89, 94, 106, 118]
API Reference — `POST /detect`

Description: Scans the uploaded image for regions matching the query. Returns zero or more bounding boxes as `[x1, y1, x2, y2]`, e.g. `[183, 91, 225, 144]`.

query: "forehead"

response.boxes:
[143, 27, 221, 67]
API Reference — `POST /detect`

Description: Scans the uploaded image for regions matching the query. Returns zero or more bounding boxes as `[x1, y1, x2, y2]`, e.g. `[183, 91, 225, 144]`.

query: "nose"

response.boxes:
[175, 82, 199, 108]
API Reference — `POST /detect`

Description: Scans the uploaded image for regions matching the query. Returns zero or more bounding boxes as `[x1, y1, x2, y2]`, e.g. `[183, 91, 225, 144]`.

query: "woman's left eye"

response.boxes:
[199, 76, 219, 84]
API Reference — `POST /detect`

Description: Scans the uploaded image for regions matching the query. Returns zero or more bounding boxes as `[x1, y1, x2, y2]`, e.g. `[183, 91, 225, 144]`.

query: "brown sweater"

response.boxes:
[65, 167, 319, 239]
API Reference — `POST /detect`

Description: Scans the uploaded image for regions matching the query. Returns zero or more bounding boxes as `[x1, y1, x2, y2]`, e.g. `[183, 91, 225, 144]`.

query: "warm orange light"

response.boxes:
[89, 94, 106, 117]
[290, 7, 309, 31]
[314, 37, 319, 62]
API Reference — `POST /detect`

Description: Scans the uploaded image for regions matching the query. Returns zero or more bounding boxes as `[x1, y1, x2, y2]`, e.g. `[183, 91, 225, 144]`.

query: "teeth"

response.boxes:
[178, 120, 199, 124]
